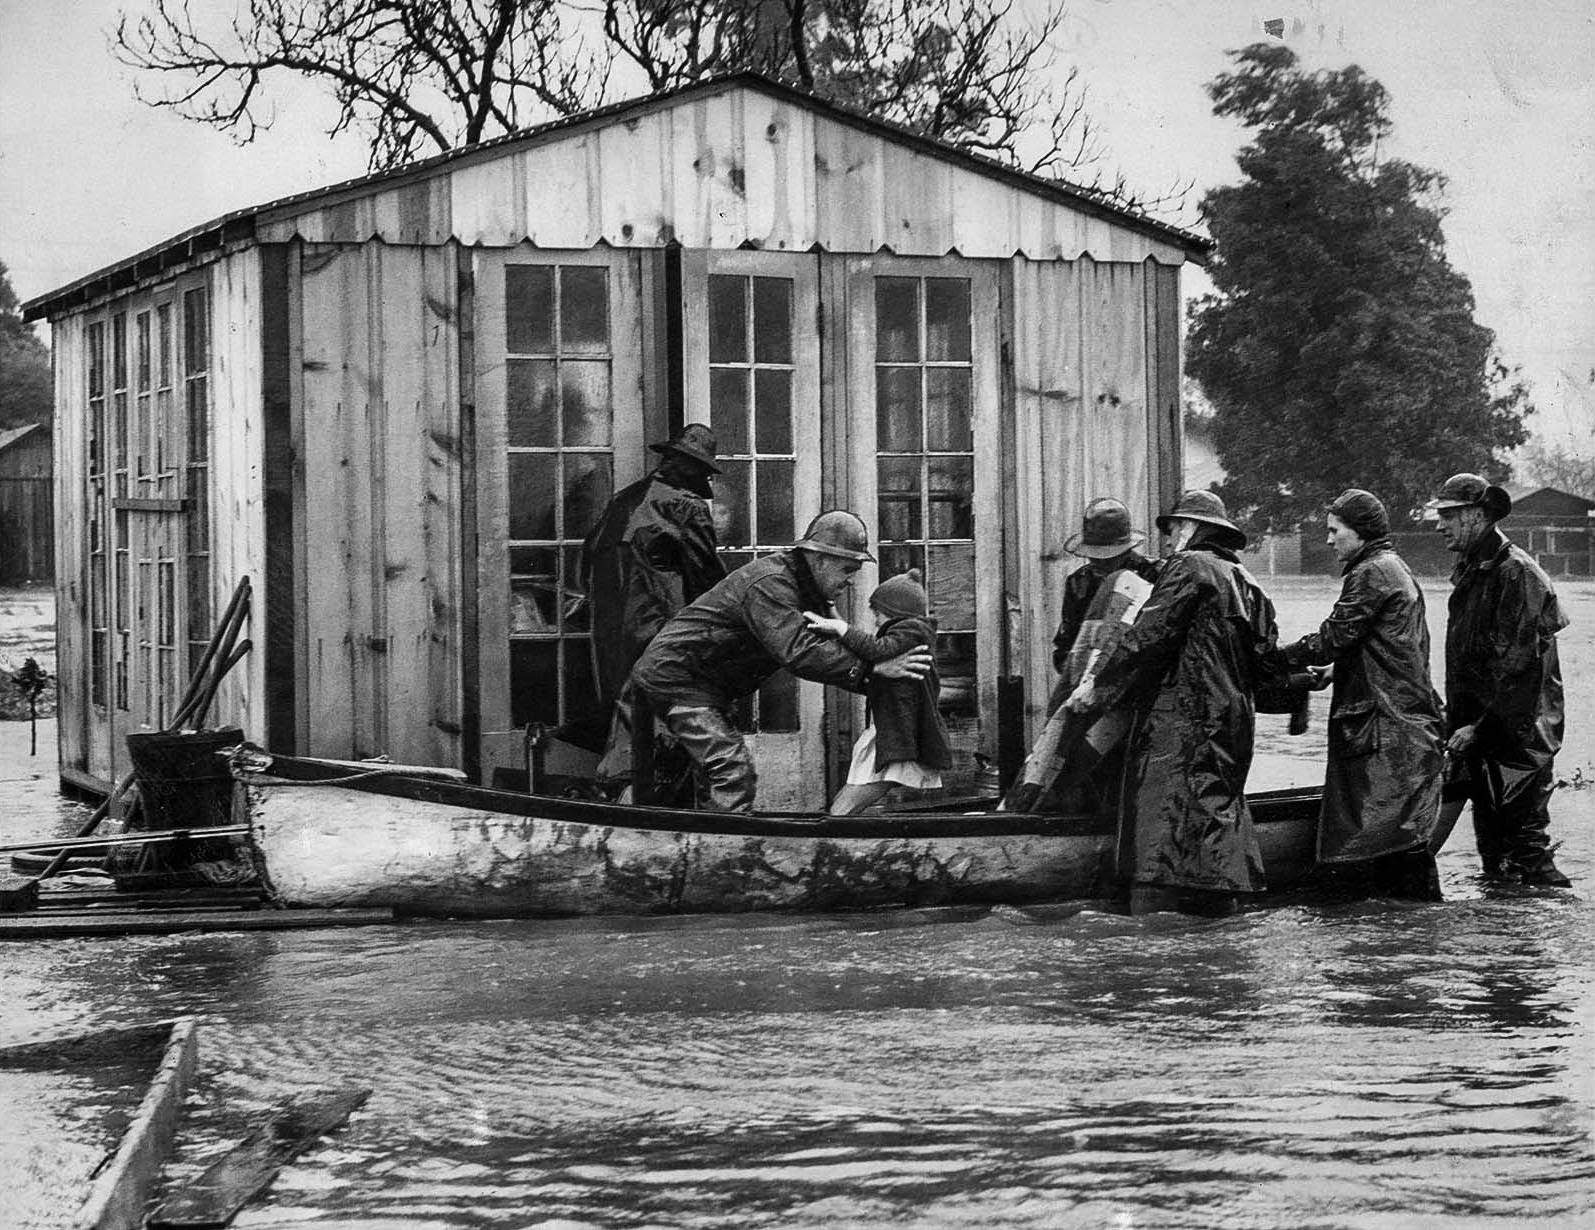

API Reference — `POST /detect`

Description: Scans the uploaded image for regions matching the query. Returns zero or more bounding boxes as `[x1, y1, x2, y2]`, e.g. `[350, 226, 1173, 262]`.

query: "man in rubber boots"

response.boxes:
[1430, 473, 1572, 887]
[631, 511, 932, 812]
[1064, 490, 1304, 916]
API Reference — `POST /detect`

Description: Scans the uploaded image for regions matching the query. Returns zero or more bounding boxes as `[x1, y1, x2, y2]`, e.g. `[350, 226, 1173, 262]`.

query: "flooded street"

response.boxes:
[2, 577, 1592, 1227]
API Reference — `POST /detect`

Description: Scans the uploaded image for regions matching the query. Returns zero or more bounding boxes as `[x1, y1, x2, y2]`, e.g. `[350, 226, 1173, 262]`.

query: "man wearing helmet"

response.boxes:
[1430, 473, 1572, 887]
[630, 511, 932, 811]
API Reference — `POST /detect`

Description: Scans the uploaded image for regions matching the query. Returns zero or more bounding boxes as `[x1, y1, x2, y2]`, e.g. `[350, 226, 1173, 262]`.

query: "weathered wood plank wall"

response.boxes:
[52, 316, 88, 774]
[1009, 256, 1159, 731]
[296, 242, 463, 765]
[254, 90, 1189, 266]
[208, 250, 266, 738]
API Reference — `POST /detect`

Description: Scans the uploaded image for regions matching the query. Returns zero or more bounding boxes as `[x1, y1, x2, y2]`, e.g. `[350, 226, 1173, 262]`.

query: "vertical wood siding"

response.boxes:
[208, 250, 266, 739]
[1010, 256, 1160, 732]
[296, 242, 462, 764]
[52, 316, 87, 773]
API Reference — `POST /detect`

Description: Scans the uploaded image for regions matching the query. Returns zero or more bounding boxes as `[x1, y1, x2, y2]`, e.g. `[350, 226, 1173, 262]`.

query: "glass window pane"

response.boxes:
[877, 457, 923, 542]
[507, 359, 557, 447]
[936, 631, 978, 716]
[509, 547, 559, 632]
[560, 266, 609, 354]
[157, 305, 172, 386]
[510, 640, 559, 727]
[561, 361, 612, 447]
[875, 278, 920, 362]
[755, 460, 794, 546]
[136, 314, 151, 392]
[136, 395, 151, 478]
[561, 545, 589, 632]
[562, 453, 613, 540]
[752, 278, 792, 364]
[113, 315, 127, 387]
[187, 379, 208, 464]
[710, 368, 750, 455]
[563, 638, 597, 717]
[114, 393, 128, 471]
[925, 369, 972, 452]
[506, 266, 554, 353]
[708, 275, 747, 364]
[876, 368, 921, 452]
[508, 453, 556, 540]
[927, 542, 976, 628]
[719, 549, 755, 575]
[925, 279, 971, 362]
[753, 369, 791, 454]
[184, 289, 208, 374]
[711, 459, 750, 547]
[928, 456, 974, 539]
[879, 543, 924, 579]
[758, 670, 799, 733]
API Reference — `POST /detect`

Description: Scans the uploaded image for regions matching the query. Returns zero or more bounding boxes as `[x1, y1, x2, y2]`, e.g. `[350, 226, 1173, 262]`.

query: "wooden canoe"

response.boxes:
[233, 746, 1322, 918]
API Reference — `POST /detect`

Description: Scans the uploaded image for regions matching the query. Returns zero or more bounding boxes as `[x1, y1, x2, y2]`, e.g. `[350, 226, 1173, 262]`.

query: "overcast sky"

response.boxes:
[2, 0, 1591, 444]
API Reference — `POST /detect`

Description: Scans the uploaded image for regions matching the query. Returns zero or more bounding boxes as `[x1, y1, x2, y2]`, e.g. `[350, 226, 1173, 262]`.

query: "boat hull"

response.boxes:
[237, 752, 1321, 918]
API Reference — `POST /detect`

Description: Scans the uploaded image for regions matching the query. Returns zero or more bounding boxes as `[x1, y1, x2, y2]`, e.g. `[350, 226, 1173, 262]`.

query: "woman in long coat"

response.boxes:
[1280, 489, 1445, 898]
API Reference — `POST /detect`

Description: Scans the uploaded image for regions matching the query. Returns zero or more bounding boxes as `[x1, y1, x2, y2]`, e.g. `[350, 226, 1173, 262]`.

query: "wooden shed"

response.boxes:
[0, 422, 53, 584]
[25, 72, 1206, 804]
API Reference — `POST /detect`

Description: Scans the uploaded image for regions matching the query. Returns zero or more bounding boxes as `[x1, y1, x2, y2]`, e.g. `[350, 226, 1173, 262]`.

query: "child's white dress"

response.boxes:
[844, 725, 944, 788]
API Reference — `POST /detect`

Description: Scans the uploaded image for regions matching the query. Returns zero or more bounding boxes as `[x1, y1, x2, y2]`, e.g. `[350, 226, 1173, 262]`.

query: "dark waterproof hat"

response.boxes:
[794, 509, 875, 562]
[650, 422, 722, 473]
[1424, 472, 1511, 520]
[1326, 488, 1389, 541]
[1156, 489, 1247, 551]
[1064, 498, 1147, 559]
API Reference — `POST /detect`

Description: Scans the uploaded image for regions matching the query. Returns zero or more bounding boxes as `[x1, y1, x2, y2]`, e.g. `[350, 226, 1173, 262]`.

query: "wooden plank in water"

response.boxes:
[0, 907, 393, 940]
[76, 1016, 199, 1230]
[147, 1087, 370, 1230]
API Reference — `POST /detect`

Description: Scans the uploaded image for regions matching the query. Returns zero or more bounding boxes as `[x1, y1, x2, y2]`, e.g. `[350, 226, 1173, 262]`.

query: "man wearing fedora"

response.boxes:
[1430, 473, 1572, 887]
[1050, 498, 1162, 690]
[580, 422, 727, 719]
[1065, 489, 1302, 915]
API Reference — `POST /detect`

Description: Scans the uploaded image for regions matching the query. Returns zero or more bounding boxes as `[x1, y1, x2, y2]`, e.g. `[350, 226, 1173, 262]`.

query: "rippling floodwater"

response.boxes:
[1, 578, 1593, 1227]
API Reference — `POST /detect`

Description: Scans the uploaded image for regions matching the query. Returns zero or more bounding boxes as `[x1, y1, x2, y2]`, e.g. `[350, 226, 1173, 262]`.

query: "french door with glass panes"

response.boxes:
[81, 285, 212, 783]
[681, 250, 822, 809]
[472, 249, 645, 781]
[842, 255, 1002, 795]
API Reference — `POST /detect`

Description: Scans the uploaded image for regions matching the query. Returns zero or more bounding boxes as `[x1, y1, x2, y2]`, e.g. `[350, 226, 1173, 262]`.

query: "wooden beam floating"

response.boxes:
[147, 1087, 370, 1230]
[0, 907, 393, 941]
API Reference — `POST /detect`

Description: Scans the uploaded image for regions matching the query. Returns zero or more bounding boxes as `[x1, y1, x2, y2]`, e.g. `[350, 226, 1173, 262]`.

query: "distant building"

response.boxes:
[0, 422, 53, 584]
[26, 72, 1207, 802]
[1505, 486, 1595, 576]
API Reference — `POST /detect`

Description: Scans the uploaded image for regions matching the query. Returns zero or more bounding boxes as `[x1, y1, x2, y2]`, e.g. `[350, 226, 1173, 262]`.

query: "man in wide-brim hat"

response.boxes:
[1065, 488, 1304, 915]
[1428, 471, 1572, 887]
[1050, 498, 1160, 699]
[581, 422, 727, 718]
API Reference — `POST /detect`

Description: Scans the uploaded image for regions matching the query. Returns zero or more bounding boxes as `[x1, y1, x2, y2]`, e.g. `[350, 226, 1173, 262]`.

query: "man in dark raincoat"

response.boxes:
[1431, 473, 1572, 887]
[580, 423, 726, 715]
[1280, 489, 1446, 899]
[1064, 490, 1304, 916]
[631, 511, 931, 811]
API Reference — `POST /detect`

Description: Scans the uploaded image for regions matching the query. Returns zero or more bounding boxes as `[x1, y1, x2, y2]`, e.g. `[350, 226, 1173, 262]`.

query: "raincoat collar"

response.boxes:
[655, 466, 714, 500]
[1185, 523, 1240, 562]
[1451, 526, 1509, 586]
[786, 549, 834, 612]
[1341, 536, 1393, 576]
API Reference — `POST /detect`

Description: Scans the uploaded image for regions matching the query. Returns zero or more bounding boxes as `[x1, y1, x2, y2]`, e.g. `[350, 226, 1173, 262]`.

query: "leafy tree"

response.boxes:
[1187, 44, 1530, 530]
[114, 0, 1183, 209]
[0, 261, 53, 430]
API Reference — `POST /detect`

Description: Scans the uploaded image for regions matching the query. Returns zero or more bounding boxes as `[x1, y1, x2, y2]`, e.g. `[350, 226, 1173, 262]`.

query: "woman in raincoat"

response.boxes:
[1280, 489, 1445, 899]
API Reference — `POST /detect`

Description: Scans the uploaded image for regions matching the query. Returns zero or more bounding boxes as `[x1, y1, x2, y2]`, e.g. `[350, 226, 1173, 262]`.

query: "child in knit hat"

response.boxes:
[804, 568, 954, 814]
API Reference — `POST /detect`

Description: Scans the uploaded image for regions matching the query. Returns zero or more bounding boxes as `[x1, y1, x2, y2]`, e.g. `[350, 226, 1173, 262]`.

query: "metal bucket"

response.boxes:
[124, 726, 244, 831]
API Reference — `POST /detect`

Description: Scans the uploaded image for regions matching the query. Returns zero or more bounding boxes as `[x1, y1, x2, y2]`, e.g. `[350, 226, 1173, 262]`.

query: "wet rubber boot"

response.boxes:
[1503, 768, 1572, 887]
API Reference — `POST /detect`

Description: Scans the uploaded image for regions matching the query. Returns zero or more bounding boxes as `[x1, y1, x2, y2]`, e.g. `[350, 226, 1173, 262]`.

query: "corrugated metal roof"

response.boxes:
[23, 71, 1209, 321]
